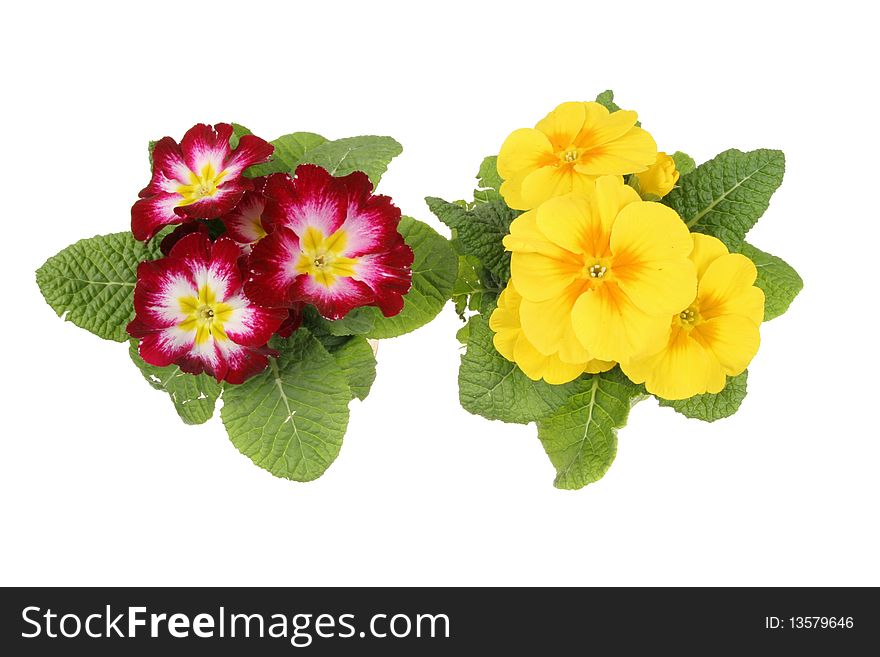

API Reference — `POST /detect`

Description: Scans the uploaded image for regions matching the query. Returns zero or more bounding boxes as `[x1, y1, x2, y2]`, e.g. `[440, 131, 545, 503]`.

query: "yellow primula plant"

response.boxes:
[427, 90, 803, 490]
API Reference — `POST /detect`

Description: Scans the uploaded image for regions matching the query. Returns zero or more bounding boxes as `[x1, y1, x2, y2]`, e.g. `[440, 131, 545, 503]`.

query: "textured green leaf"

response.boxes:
[322, 307, 376, 336]
[474, 155, 503, 204]
[364, 216, 457, 339]
[328, 336, 377, 401]
[537, 368, 642, 489]
[300, 135, 402, 187]
[36, 232, 162, 342]
[245, 131, 328, 177]
[664, 149, 785, 249]
[658, 371, 748, 422]
[128, 341, 222, 425]
[671, 151, 696, 176]
[459, 316, 594, 424]
[221, 330, 351, 482]
[739, 243, 803, 321]
[426, 197, 516, 282]
[595, 89, 622, 113]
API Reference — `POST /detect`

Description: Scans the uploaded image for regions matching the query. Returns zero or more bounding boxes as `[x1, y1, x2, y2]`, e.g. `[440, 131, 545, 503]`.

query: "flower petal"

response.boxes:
[610, 201, 696, 316]
[354, 236, 414, 316]
[535, 101, 587, 151]
[698, 253, 763, 324]
[222, 134, 274, 178]
[179, 123, 233, 178]
[534, 194, 593, 254]
[142, 137, 192, 196]
[691, 314, 760, 376]
[578, 107, 639, 147]
[497, 128, 555, 180]
[131, 193, 184, 241]
[576, 126, 657, 175]
[244, 227, 304, 308]
[262, 165, 347, 237]
[513, 332, 586, 384]
[689, 233, 729, 279]
[335, 170, 403, 257]
[292, 274, 375, 321]
[571, 282, 671, 362]
[221, 185, 268, 244]
[519, 282, 591, 362]
[510, 251, 582, 302]
[173, 177, 251, 220]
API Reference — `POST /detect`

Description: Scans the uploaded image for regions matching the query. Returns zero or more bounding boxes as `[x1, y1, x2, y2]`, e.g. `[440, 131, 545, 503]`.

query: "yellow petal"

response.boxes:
[698, 254, 764, 323]
[581, 109, 639, 146]
[499, 170, 531, 211]
[691, 314, 760, 376]
[571, 282, 671, 362]
[513, 332, 585, 384]
[520, 165, 575, 208]
[577, 126, 657, 175]
[623, 328, 718, 400]
[488, 285, 522, 361]
[535, 194, 593, 254]
[610, 202, 697, 316]
[584, 359, 616, 374]
[503, 209, 555, 255]
[497, 128, 555, 179]
[536, 102, 587, 151]
[510, 251, 582, 302]
[689, 233, 729, 279]
[519, 282, 591, 361]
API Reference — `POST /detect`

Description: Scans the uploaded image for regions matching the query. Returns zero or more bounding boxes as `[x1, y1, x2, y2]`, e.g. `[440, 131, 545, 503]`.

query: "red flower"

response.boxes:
[132, 123, 273, 242]
[245, 165, 414, 320]
[127, 233, 287, 384]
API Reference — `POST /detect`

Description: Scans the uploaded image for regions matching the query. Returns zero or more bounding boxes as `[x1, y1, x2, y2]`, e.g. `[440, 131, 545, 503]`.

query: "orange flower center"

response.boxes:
[677, 305, 702, 329]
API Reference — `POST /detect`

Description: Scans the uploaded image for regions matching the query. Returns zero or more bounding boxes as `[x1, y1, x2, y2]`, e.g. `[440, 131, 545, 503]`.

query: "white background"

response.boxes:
[2, 0, 878, 586]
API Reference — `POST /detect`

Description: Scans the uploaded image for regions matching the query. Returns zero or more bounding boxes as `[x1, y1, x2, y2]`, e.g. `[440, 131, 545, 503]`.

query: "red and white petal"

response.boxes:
[178, 235, 244, 302]
[173, 177, 252, 220]
[131, 258, 198, 329]
[354, 238, 414, 316]
[222, 134, 274, 178]
[293, 275, 375, 321]
[245, 227, 304, 308]
[136, 325, 198, 368]
[262, 166, 347, 236]
[221, 189, 268, 244]
[213, 341, 272, 384]
[221, 293, 287, 347]
[338, 187, 402, 257]
[131, 192, 184, 241]
[141, 137, 192, 197]
[179, 123, 234, 180]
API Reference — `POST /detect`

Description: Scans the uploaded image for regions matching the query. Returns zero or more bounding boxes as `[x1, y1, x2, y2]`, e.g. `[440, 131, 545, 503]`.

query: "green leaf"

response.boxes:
[664, 149, 785, 249]
[300, 135, 402, 188]
[738, 243, 803, 321]
[459, 316, 594, 424]
[128, 341, 222, 425]
[364, 216, 457, 339]
[452, 255, 501, 318]
[658, 371, 748, 422]
[425, 197, 516, 283]
[229, 123, 253, 149]
[221, 330, 351, 482]
[322, 307, 377, 336]
[328, 336, 377, 401]
[474, 155, 503, 204]
[36, 232, 162, 342]
[671, 151, 696, 176]
[536, 368, 642, 489]
[245, 131, 328, 177]
[595, 89, 622, 113]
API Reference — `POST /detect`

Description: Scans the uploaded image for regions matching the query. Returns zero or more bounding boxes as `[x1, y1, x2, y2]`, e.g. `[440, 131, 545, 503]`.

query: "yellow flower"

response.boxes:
[621, 234, 765, 400]
[503, 176, 696, 364]
[497, 101, 657, 210]
[634, 151, 679, 198]
[489, 281, 614, 384]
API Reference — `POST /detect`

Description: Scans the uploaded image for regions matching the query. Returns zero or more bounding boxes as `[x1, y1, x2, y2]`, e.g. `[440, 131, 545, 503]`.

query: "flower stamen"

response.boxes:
[588, 264, 607, 278]
[563, 149, 579, 163]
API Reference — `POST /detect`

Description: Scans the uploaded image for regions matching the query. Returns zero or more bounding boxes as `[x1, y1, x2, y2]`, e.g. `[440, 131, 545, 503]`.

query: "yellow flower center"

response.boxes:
[676, 305, 702, 330]
[295, 226, 359, 288]
[176, 163, 228, 206]
[580, 259, 612, 284]
[178, 284, 233, 344]
[562, 149, 579, 163]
